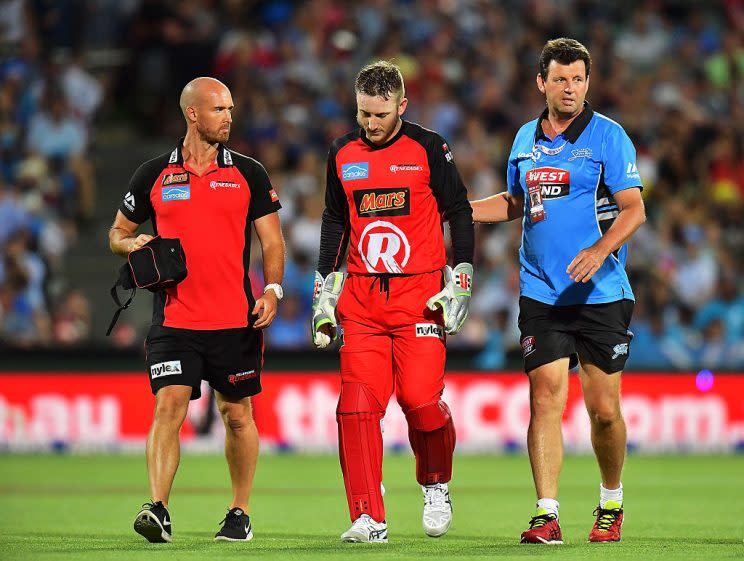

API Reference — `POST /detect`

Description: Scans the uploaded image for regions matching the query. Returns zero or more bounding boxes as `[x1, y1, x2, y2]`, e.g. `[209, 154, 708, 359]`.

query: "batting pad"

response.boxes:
[337, 382, 386, 522]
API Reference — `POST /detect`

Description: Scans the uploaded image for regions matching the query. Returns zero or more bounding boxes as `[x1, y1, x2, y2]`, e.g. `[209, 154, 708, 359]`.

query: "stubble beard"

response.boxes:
[197, 123, 230, 145]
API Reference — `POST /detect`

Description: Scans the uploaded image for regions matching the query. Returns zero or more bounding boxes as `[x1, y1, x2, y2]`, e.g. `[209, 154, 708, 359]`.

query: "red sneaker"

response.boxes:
[588, 501, 623, 542]
[520, 511, 563, 544]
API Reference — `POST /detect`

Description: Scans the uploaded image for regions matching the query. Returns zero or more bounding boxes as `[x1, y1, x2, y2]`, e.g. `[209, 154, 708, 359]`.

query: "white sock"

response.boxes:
[536, 498, 559, 517]
[599, 483, 623, 508]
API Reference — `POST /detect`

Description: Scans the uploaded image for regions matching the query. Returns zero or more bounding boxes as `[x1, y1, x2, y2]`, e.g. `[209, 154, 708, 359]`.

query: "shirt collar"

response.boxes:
[169, 138, 233, 167]
[533, 101, 594, 144]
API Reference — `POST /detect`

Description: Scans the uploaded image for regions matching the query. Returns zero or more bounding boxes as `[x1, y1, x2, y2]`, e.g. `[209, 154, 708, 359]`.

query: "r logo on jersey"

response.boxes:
[358, 220, 411, 274]
[525, 167, 570, 199]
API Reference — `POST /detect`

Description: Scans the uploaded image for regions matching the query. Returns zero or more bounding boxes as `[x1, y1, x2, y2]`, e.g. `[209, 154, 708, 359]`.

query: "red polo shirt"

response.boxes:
[119, 141, 281, 329]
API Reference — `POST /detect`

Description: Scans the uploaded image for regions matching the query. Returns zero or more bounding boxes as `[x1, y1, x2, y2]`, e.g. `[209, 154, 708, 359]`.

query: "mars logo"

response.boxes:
[353, 188, 410, 217]
[162, 172, 189, 186]
[525, 167, 570, 199]
[358, 220, 411, 274]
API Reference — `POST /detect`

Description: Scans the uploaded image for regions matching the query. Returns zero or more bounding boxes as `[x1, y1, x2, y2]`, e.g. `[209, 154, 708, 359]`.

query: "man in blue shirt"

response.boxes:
[471, 38, 646, 544]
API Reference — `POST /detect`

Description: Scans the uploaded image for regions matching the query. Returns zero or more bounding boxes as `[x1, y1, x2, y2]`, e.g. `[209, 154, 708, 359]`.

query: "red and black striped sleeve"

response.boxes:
[317, 138, 351, 276]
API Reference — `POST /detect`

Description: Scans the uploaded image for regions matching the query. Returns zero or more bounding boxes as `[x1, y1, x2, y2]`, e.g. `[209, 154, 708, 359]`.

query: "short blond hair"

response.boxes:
[355, 61, 405, 100]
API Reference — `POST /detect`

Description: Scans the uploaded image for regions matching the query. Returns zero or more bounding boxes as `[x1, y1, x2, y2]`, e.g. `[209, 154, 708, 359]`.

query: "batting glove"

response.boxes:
[311, 271, 346, 348]
[426, 263, 473, 335]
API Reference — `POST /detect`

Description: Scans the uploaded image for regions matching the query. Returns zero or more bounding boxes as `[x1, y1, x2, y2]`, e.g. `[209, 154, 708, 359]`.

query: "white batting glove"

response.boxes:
[311, 271, 346, 348]
[426, 263, 473, 335]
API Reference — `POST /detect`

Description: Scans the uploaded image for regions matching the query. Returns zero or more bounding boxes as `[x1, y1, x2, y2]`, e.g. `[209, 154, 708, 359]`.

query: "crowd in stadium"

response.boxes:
[0, 0, 742, 369]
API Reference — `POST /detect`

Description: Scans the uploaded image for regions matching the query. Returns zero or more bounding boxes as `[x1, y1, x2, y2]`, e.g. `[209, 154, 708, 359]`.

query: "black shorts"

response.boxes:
[145, 325, 263, 400]
[517, 296, 634, 374]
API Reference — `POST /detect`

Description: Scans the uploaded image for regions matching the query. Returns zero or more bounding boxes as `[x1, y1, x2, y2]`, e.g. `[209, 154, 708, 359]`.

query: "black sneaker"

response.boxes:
[215, 507, 253, 541]
[134, 501, 172, 543]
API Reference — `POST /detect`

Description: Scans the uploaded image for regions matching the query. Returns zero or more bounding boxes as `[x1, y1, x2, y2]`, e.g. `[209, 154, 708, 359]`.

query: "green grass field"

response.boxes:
[0, 453, 742, 560]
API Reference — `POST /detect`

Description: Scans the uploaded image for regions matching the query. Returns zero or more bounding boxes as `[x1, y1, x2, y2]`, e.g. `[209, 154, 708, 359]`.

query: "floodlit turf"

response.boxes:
[0, 453, 741, 560]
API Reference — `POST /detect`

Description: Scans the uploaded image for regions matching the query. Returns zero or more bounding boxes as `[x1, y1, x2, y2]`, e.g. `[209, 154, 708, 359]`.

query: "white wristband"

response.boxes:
[264, 283, 283, 300]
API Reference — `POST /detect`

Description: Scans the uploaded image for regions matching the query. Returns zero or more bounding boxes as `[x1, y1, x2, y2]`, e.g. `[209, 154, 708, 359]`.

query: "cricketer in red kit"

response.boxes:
[312, 61, 475, 543]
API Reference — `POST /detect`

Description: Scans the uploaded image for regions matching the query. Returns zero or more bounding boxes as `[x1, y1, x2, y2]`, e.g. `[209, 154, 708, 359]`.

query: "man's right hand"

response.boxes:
[130, 234, 154, 253]
[311, 271, 346, 349]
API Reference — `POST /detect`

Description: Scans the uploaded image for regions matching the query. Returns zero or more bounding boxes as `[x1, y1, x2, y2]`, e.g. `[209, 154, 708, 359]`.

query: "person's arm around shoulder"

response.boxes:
[470, 192, 524, 223]
[109, 211, 153, 257]
[252, 212, 285, 329]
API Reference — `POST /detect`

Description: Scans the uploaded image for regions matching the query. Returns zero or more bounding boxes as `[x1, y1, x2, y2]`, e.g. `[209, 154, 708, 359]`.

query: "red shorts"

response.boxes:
[336, 271, 446, 411]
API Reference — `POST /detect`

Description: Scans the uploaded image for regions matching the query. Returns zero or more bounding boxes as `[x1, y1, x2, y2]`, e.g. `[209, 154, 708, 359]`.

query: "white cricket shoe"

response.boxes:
[340, 514, 388, 543]
[422, 483, 452, 537]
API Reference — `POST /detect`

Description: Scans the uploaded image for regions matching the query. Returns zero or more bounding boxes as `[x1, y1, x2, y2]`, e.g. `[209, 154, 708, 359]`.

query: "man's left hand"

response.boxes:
[566, 244, 610, 283]
[252, 291, 278, 329]
[426, 263, 473, 334]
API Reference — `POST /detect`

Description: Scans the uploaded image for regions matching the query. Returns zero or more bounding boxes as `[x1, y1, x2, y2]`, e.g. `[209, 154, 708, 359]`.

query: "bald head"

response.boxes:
[179, 77, 231, 120]
[180, 77, 234, 143]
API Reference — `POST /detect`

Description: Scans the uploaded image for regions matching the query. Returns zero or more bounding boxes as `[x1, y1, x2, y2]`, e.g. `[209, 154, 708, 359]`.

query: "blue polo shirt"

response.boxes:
[507, 103, 642, 305]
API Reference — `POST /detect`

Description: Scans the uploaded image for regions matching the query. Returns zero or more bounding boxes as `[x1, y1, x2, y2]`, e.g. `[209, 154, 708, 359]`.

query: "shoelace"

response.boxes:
[424, 487, 450, 509]
[528, 514, 555, 529]
[219, 511, 243, 528]
[592, 507, 621, 531]
[352, 514, 384, 531]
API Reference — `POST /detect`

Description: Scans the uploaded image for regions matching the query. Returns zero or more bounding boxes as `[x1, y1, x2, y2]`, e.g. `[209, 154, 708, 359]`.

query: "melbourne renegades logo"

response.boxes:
[358, 220, 411, 273]
[228, 370, 257, 385]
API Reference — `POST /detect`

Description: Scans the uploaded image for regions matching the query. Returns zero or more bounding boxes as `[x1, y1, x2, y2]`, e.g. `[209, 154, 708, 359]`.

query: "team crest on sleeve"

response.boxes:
[269, 188, 280, 202]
